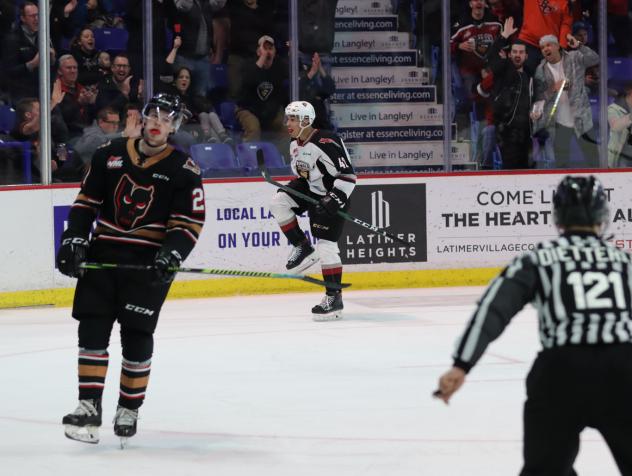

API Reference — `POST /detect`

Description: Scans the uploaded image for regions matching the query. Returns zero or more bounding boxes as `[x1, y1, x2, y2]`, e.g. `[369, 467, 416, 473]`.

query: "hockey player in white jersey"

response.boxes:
[269, 101, 356, 321]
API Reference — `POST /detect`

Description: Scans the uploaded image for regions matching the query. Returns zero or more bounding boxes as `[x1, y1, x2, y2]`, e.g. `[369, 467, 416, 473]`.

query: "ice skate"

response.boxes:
[286, 241, 318, 272]
[113, 405, 139, 449]
[312, 292, 343, 321]
[62, 399, 102, 444]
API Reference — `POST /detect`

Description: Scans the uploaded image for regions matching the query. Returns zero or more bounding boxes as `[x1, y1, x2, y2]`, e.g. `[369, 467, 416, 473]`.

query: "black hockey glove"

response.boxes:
[315, 189, 346, 217]
[153, 249, 182, 284]
[56, 234, 89, 278]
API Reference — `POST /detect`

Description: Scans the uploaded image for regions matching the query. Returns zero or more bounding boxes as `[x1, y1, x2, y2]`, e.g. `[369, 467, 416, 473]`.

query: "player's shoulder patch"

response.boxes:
[315, 131, 342, 149]
[183, 157, 201, 175]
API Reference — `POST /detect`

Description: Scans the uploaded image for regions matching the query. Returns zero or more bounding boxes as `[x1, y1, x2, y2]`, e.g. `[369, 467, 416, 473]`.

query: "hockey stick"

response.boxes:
[256, 150, 411, 245]
[79, 262, 350, 289]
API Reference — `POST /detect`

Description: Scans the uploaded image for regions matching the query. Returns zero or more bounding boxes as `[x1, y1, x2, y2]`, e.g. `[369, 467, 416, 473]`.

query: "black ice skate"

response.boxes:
[62, 399, 102, 444]
[312, 292, 343, 321]
[286, 241, 318, 272]
[113, 405, 139, 449]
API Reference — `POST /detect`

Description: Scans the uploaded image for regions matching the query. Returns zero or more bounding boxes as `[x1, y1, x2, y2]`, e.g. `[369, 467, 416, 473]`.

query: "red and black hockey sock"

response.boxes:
[280, 217, 306, 246]
[322, 264, 343, 295]
[118, 358, 151, 410]
[78, 349, 109, 401]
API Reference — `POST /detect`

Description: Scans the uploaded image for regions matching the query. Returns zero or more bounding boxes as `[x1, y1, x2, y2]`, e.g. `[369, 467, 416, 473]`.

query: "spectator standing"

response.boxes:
[484, 18, 533, 169]
[173, 0, 217, 97]
[226, 0, 275, 100]
[234, 36, 288, 144]
[3, 2, 57, 103]
[519, 0, 573, 73]
[607, 81, 632, 167]
[531, 34, 599, 169]
[450, 0, 501, 140]
[298, 0, 338, 73]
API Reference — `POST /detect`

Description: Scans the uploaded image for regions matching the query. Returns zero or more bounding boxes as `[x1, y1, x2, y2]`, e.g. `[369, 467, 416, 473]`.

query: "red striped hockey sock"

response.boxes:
[78, 349, 109, 400]
[118, 358, 151, 410]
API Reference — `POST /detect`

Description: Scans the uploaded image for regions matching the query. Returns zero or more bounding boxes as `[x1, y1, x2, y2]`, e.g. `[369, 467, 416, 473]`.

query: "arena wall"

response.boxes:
[2, 170, 630, 308]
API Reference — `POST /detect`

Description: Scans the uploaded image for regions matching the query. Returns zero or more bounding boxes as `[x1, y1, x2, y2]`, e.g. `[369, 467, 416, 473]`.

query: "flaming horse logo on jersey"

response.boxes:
[114, 174, 155, 228]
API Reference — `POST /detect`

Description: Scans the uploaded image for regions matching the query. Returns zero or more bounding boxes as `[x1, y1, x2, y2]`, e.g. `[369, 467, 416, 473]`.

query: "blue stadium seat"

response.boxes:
[608, 57, 632, 80]
[190, 143, 241, 178]
[0, 105, 16, 134]
[237, 141, 289, 176]
[210, 64, 228, 90]
[93, 28, 129, 54]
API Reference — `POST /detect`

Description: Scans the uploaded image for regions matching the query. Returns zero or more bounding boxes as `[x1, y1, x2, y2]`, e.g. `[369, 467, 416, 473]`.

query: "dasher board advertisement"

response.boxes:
[330, 87, 436, 104]
[336, 0, 395, 17]
[330, 51, 417, 68]
[331, 67, 430, 89]
[346, 142, 471, 166]
[332, 32, 410, 52]
[338, 124, 457, 143]
[334, 16, 398, 32]
[332, 104, 443, 127]
[424, 171, 632, 268]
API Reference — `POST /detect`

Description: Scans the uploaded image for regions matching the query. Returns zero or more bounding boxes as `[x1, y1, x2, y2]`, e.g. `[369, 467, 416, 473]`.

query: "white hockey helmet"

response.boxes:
[284, 101, 315, 127]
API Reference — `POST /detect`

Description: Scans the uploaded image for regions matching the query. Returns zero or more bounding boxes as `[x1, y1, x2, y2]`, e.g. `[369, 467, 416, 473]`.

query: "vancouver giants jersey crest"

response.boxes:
[67, 138, 205, 260]
[452, 233, 632, 371]
[289, 129, 356, 199]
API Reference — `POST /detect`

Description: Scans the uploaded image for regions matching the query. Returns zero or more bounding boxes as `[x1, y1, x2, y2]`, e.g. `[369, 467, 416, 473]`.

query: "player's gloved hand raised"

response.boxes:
[153, 249, 182, 284]
[315, 189, 346, 217]
[56, 234, 89, 278]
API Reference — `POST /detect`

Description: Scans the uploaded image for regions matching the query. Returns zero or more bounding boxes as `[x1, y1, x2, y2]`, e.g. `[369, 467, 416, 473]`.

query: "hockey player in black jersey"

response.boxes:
[436, 176, 632, 475]
[269, 101, 356, 321]
[56, 93, 206, 446]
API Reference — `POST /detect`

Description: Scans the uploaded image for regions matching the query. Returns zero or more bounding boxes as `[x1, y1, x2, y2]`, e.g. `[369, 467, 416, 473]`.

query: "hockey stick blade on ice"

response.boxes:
[256, 149, 411, 246]
[80, 262, 350, 289]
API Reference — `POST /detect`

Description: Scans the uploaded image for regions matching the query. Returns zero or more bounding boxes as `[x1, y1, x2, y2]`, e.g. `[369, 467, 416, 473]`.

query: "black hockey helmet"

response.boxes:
[553, 175, 609, 228]
[141, 93, 186, 131]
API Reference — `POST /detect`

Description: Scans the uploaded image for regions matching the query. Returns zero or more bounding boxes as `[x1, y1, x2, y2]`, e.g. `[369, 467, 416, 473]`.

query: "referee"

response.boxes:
[436, 176, 632, 475]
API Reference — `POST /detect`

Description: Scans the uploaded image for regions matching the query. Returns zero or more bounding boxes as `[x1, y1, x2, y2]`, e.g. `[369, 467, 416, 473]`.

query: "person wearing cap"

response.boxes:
[530, 33, 599, 169]
[234, 34, 288, 146]
[226, 0, 274, 100]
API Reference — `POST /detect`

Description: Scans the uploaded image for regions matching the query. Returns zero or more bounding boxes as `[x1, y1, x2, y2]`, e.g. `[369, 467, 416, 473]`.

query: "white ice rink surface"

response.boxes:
[0, 287, 621, 476]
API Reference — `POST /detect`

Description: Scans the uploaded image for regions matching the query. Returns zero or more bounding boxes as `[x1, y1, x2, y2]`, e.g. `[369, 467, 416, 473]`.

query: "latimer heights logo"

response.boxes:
[341, 184, 427, 264]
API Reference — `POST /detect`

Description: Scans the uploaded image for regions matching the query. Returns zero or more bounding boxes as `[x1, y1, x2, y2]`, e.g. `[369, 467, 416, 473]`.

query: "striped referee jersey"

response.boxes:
[453, 232, 632, 372]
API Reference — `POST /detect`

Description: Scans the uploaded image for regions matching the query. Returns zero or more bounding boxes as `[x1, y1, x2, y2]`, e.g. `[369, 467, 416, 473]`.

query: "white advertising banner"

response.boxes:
[331, 67, 430, 89]
[4, 171, 632, 293]
[332, 32, 410, 52]
[424, 171, 632, 268]
[332, 104, 443, 127]
[336, 0, 394, 17]
[345, 142, 471, 166]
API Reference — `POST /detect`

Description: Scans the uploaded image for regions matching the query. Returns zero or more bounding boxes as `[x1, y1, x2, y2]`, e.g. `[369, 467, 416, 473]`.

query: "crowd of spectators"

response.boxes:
[0, 0, 339, 184]
[1, 0, 631, 184]
[440, 0, 632, 169]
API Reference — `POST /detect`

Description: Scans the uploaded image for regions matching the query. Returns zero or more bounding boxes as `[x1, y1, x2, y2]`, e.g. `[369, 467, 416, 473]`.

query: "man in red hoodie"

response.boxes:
[519, 0, 573, 73]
